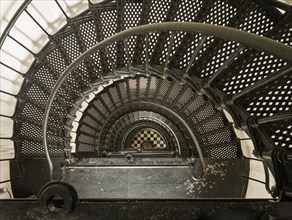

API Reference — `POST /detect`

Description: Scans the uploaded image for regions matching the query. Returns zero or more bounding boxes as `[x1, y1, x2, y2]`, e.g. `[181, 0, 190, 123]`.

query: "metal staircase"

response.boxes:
[0, 0, 291, 217]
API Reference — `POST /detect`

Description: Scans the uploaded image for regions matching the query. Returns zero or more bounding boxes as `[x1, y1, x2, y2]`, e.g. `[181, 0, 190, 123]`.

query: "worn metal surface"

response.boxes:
[63, 158, 248, 199]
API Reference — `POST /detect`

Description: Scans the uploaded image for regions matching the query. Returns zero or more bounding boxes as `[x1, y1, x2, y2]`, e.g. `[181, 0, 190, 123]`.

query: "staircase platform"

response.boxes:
[63, 158, 249, 199]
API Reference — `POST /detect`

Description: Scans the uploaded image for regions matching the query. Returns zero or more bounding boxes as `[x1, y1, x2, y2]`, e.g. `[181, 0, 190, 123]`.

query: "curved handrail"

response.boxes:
[43, 22, 292, 180]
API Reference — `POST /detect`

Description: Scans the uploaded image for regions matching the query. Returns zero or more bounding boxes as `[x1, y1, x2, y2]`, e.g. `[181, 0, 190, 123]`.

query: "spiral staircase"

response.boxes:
[0, 0, 292, 218]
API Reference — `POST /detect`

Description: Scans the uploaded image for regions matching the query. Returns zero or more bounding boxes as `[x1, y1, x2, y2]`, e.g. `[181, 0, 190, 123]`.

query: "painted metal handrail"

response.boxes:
[43, 22, 292, 180]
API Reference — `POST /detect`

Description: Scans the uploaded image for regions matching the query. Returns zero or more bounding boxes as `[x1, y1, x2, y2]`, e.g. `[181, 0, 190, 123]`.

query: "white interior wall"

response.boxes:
[1, 0, 286, 199]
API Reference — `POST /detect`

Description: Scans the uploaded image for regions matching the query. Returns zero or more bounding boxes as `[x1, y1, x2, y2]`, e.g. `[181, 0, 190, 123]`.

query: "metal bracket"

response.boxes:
[189, 153, 204, 181]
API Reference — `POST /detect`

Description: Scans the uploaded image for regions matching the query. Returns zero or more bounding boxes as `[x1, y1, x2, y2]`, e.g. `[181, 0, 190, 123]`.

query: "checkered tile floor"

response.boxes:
[131, 129, 166, 148]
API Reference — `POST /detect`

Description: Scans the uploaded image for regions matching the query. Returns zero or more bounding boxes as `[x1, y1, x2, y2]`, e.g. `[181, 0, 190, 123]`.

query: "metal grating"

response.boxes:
[169, 0, 240, 70]
[265, 119, 292, 148]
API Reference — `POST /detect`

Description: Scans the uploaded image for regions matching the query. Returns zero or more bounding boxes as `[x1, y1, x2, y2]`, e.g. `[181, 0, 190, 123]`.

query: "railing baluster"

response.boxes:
[8, 35, 35, 56]
[257, 112, 292, 124]
[207, 45, 244, 85]
[232, 65, 292, 100]
[116, 81, 124, 105]
[0, 158, 14, 162]
[0, 114, 12, 119]
[184, 35, 207, 78]
[0, 177, 23, 184]
[123, 39, 132, 74]
[145, 33, 150, 74]
[163, 81, 176, 100]
[125, 80, 132, 101]
[0, 90, 17, 97]
[163, 31, 175, 78]
[99, 95, 111, 113]
[241, 175, 266, 185]
[0, 137, 12, 140]
[107, 90, 117, 108]
[104, 47, 116, 75]
[173, 85, 188, 104]
[0, 62, 24, 76]
[25, 9, 50, 37]
[55, 0, 70, 20]
[243, 156, 274, 196]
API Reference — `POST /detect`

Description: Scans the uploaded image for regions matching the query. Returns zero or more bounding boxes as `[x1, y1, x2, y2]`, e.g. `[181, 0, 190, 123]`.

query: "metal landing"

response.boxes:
[63, 158, 249, 199]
